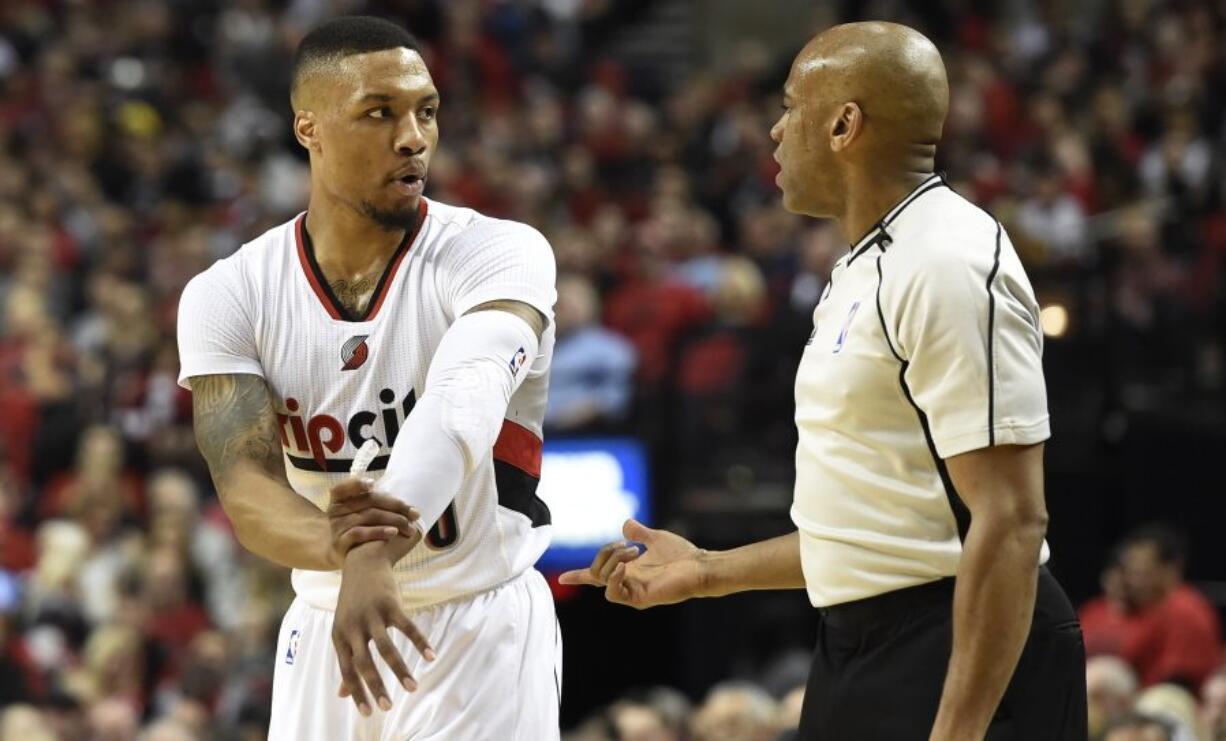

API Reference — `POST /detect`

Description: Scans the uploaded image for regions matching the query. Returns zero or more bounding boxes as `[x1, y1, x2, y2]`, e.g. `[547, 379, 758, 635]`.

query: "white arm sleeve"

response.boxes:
[176, 261, 263, 389]
[377, 310, 541, 530]
[886, 229, 1050, 459]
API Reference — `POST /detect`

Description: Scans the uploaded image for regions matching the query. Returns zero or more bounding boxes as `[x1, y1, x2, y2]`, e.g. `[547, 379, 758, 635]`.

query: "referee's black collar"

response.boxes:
[846, 173, 946, 265]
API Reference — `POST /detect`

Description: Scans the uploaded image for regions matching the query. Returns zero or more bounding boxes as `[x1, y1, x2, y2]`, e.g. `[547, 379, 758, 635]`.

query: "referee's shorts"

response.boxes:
[797, 567, 1087, 740]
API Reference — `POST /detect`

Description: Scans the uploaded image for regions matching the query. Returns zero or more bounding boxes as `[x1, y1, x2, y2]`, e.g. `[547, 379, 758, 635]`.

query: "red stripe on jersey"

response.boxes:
[493, 420, 542, 478]
[365, 198, 429, 320]
[294, 199, 429, 322]
[294, 215, 342, 320]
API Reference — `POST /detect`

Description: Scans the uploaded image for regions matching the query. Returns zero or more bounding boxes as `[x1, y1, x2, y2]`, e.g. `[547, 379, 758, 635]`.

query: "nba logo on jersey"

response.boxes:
[340, 335, 370, 371]
[285, 629, 301, 665]
[834, 301, 861, 354]
[509, 346, 528, 375]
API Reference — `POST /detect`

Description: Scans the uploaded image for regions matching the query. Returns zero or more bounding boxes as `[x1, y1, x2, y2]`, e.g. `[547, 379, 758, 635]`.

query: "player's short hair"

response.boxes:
[291, 16, 423, 105]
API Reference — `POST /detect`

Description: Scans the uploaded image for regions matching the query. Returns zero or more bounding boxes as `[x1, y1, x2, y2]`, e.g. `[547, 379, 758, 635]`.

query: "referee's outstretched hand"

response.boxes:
[558, 519, 708, 610]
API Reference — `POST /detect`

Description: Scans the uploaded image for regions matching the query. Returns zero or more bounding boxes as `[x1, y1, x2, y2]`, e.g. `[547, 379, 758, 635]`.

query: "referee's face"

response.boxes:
[770, 59, 842, 218]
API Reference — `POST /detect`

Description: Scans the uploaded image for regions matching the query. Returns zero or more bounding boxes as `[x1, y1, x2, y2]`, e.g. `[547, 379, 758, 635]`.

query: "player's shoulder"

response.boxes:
[426, 198, 552, 260]
[182, 215, 298, 299]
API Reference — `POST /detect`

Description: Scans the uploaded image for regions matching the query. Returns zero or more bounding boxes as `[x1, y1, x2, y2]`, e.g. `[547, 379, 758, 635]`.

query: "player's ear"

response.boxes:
[293, 111, 320, 153]
[829, 102, 862, 152]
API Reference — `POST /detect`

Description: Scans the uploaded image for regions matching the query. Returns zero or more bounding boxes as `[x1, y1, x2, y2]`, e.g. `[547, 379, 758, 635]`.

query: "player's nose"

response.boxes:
[394, 119, 428, 156]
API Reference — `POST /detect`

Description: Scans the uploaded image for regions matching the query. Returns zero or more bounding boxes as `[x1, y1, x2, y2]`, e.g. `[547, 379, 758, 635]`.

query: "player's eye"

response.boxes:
[419, 106, 437, 121]
[368, 106, 393, 119]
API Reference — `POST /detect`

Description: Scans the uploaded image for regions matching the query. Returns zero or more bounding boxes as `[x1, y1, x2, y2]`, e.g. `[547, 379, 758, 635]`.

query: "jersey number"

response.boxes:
[425, 501, 459, 549]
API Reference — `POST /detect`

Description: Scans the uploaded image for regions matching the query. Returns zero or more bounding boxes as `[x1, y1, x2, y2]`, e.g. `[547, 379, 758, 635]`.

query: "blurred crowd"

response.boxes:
[2, 0, 1226, 738]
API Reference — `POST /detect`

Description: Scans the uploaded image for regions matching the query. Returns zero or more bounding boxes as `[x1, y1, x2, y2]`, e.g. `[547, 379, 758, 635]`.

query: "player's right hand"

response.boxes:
[332, 542, 436, 717]
[558, 519, 709, 610]
[326, 478, 422, 568]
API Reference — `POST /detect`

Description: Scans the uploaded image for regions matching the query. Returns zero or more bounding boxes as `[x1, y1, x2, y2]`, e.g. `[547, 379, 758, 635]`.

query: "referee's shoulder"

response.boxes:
[891, 187, 1003, 275]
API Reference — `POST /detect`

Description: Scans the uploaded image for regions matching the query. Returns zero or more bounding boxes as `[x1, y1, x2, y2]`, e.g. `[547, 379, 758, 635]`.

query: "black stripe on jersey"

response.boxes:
[847, 175, 946, 266]
[286, 453, 390, 473]
[897, 362, 972, 542]
[300, 221, 414, 322]
[985, 221, 1003, 446]
[495, 460, 551, 527]
[876, 256, 971, 542]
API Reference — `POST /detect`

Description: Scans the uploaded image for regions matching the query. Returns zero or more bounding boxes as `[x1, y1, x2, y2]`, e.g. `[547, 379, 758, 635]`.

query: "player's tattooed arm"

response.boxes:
[465, 299, 547, 339]
[190, 374, 414, 571]
[191, 373, 288, 487]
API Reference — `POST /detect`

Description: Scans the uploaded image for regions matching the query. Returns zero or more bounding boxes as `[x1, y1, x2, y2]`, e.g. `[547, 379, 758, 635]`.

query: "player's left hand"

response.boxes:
[332, 542, 436, 717]
[326, 478, 423, 567]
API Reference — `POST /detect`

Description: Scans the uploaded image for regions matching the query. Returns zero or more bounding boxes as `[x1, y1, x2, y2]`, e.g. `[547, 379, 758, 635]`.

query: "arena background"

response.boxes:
[1, 0, 1225, 739]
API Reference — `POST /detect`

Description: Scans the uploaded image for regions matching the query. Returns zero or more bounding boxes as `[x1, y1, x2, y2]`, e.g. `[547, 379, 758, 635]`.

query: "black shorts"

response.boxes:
[797, 567, 1087, 740]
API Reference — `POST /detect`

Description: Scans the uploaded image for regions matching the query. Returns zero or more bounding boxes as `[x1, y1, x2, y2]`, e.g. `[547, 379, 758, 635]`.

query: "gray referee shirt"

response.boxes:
[791, 174, 1051, 608]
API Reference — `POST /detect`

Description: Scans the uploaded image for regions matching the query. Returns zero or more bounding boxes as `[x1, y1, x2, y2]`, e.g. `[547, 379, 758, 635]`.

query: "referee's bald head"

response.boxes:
[770, 22, 949, 219]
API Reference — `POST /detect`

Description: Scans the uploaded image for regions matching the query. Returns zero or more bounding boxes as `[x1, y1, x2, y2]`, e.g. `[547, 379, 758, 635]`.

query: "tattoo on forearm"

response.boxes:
[191, 374, 288, 485]
[330, 277, 374, 317]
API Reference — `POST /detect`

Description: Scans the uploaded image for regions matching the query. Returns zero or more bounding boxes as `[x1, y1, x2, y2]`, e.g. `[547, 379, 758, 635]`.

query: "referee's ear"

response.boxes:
[829, 102, 864, 152]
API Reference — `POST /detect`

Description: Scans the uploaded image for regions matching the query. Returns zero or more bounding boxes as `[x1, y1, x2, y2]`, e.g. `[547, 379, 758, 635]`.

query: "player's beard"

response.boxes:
[360, 199, 420, 232]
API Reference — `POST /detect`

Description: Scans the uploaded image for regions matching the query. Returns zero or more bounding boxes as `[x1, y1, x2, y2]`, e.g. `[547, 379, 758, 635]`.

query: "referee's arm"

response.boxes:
[558, 520, 805, 607]
[929, 442, 1047, 741]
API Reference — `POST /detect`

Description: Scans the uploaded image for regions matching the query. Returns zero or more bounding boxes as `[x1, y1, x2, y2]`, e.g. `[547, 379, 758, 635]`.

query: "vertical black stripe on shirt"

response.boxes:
[876, 255, 971, 542]
[986, 221, 1003, 446]
[899, 362, 973, 541]
[875, 256, 904, 362]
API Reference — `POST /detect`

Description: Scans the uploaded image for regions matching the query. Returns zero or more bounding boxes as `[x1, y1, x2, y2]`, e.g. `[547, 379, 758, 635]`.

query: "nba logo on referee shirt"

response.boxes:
[341, 335, 370, 371]
[833, 301, 861, 354]
[285, 629, 301, 665]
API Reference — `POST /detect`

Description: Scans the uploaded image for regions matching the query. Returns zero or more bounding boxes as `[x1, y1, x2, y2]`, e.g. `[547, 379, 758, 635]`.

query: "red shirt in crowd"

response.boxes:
[1080, 584, 1224, 690]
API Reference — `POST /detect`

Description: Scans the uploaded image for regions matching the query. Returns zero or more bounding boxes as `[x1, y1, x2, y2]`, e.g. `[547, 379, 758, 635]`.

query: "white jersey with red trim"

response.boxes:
[176, 197, 557, 611]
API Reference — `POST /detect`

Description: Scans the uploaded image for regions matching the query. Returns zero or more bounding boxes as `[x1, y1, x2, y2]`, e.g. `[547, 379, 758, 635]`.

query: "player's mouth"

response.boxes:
[392, 173, 426, 197]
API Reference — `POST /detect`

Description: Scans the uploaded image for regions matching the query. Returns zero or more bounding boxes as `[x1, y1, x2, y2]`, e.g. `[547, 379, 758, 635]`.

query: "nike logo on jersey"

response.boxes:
[340, 335, 370, 371]
[276, 387, 416, 470]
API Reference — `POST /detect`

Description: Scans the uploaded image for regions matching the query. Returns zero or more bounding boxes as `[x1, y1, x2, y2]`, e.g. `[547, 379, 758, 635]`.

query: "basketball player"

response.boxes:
[562, 22, 1087, 739]
[177, 17, 560, 741]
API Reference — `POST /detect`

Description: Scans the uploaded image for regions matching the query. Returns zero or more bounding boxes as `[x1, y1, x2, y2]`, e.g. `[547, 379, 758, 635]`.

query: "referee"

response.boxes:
[561, 21, 1088, 740]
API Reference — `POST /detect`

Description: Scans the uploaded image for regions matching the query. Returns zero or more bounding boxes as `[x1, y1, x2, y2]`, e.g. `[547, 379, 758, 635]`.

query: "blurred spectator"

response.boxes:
[1202, 668, 1226, 741]
[1015, 159, 1090, 265]
[608, 700, 676, 741]
[688, 682, 779, 741]
[545, 273, 637, 433]
[0, 704, 58, 741]
[1080, 525, 1223, 691]
[1089, 656, 1141, 738]
[1135, 683, 1209, 741]
[1104, 714, 1176, 741]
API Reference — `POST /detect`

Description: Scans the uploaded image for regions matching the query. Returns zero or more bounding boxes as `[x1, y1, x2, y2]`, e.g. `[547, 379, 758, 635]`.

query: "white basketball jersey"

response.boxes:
[177, 197, 557, 611]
